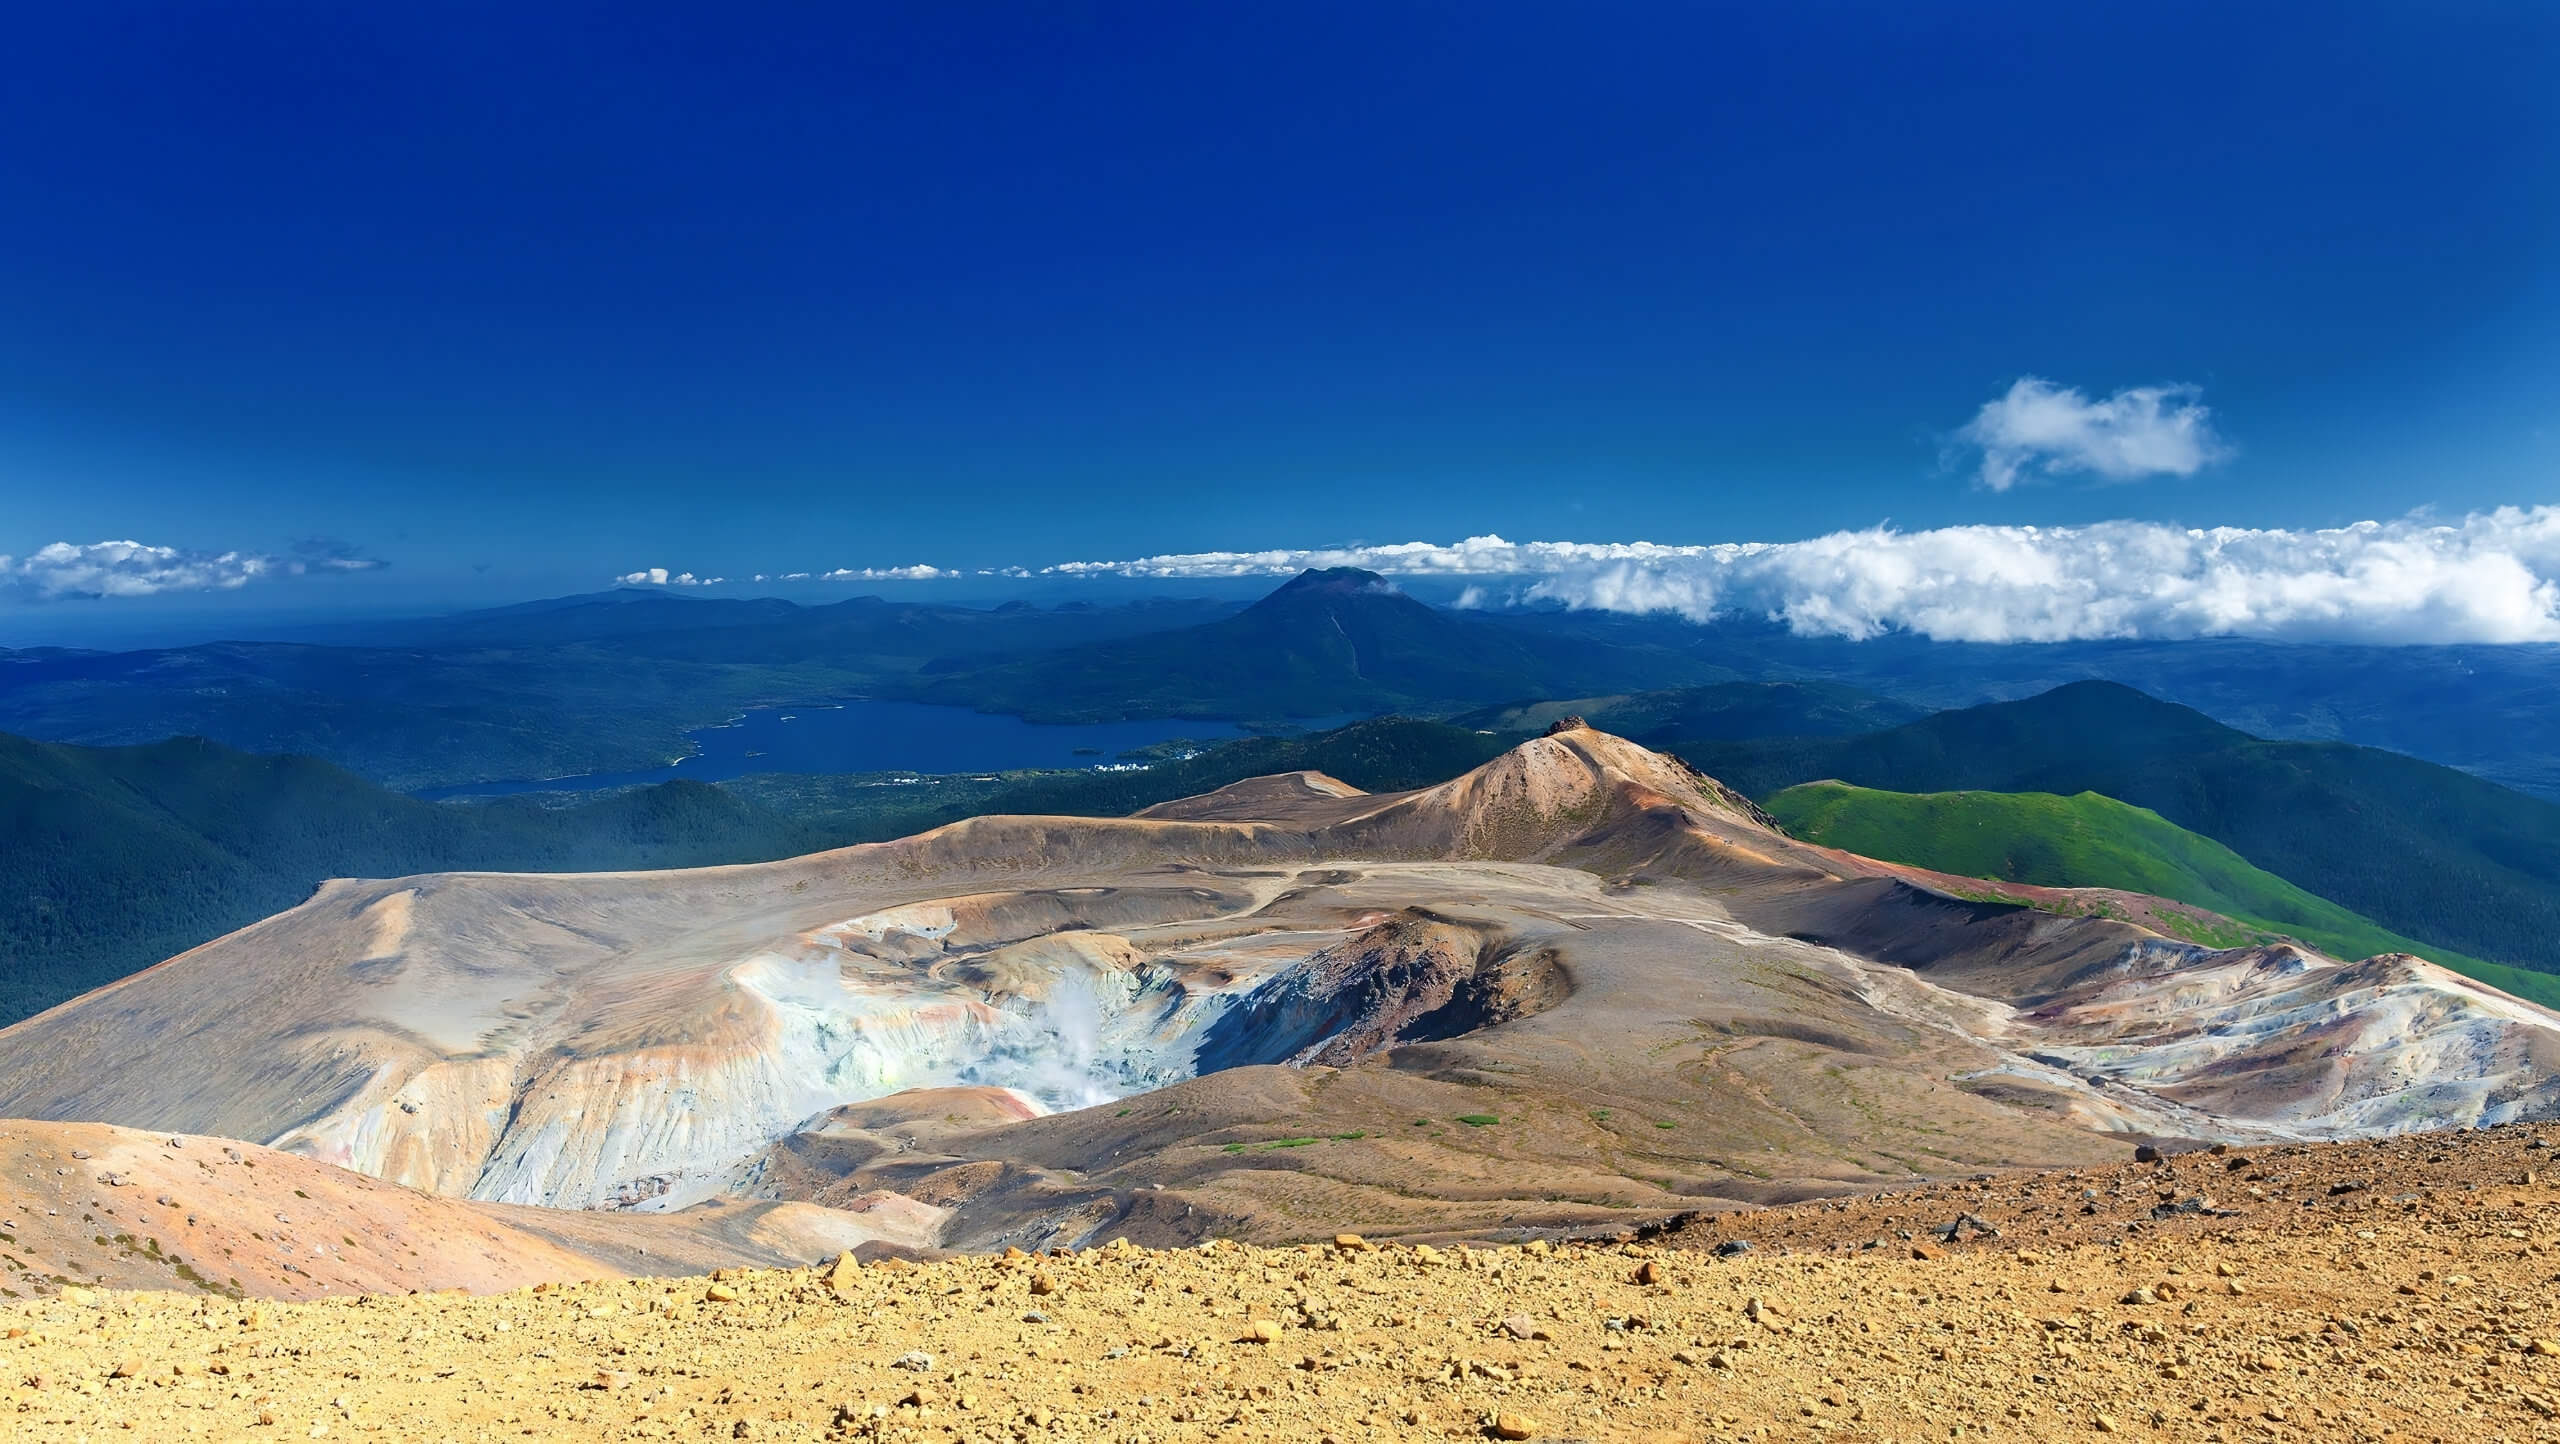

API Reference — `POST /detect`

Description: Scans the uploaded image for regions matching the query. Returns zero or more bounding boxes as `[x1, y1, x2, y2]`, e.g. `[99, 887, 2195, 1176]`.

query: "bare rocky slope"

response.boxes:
[0, 726, 2554, 1275]
[5, 1123, 2557, 1442]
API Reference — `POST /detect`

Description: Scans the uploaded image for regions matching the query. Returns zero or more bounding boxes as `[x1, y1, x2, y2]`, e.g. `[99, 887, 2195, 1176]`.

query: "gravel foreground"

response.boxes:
[8, 1126, 2560, 1443]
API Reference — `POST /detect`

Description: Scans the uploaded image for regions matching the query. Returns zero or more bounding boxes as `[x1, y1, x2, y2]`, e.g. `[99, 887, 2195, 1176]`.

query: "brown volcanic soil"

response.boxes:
[8, 1124, 2560, 1442]
[0, 1123, 891, 1302]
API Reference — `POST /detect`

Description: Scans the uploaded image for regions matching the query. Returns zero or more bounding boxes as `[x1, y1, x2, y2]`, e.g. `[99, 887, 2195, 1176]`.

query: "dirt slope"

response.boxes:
[5, 1123, 2555, 1442]
[0, 1122, 886, 1302]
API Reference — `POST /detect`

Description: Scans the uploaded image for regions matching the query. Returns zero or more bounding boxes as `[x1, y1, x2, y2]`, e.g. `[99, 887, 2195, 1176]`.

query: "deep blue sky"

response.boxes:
[3, 2, 2556, 624]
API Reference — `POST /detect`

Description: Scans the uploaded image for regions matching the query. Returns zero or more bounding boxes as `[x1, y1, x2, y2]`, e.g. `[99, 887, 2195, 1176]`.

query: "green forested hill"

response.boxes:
[1682, 680, 2560, 979]
[0, 732, 838, 1025]
[1764, 781, 2560, 1008]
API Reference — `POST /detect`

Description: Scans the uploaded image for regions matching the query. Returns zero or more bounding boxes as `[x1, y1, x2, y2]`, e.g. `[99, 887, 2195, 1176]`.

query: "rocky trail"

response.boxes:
[7, 1123, 2559, 1442]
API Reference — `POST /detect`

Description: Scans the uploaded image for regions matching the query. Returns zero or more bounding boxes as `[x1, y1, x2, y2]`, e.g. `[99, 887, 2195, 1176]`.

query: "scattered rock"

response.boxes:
[889, 1351, 934, 1372]
[1490, 1411, 1538, 1439]
[2133, 1145, 2163, 1163]
[1713, 1239, 1754, 1258]
[1939, 1212, 2001, 1242]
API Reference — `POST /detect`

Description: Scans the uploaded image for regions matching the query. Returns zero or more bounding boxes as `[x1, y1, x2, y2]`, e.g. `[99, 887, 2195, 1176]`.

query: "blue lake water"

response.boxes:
[417, 700, 1303, 799]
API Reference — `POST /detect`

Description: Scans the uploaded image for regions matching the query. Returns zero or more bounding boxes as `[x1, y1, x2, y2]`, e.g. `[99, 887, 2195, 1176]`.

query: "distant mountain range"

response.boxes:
[9, 570, 2560, 800]
[914, 567, 1727, 721]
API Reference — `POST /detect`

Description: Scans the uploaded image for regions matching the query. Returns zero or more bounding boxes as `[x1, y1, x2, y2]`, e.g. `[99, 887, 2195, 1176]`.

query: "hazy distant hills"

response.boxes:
[9, 572, 2560, 799]
[0, 592, 1240, 790]
[1683, 681, 2560, 980]
[1496, 608, 2560, 800]
[917, 567, 1724, 721]
[1451, 679, 1927, 742]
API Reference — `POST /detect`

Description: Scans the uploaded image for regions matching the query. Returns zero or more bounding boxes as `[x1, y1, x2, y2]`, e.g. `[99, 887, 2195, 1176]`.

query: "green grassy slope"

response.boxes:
[1679, 680, 2560, 981]
[1766, 779, 2560, 1010]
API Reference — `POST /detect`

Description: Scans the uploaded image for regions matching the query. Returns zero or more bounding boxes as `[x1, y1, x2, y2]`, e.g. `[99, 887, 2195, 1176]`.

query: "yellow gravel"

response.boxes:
[6, 1177, 2557, 1443]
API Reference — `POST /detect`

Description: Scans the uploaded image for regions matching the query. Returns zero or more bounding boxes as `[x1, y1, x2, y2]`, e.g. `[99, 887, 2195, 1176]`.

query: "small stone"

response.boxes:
[107, 1360, 137, 1379]
[2133, 1145, 2164, 1163]
[589, 1370, 632, 1390]
[60, 1287, 98, 1308]
[1634, 1258, 1664, 1285]
[1498, 1314, 1540, 1340]
[1028, 1271, 1057, 1296]
[704, 1283, 739, 1303]
[2095, 1415, 2122, 1434]
[890, 1351, 934, 1372]
[2530, 1338, 2560, 1357]
[1332, 1233, 1370, 1251]
[1713, 1239, 1753, 1258]
[2120, 1287, 2158, 1306]
[2213, 1262, 2237, 1277]
[1240, 1319, 1281, 1345]
[1490, 1413, 1537, 1440]
[1911, 1243, 1946, 1261]
[1020, 1310, 1050, 1324]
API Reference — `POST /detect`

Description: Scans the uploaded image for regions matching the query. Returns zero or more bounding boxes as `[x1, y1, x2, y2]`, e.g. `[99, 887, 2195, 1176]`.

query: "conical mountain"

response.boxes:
[921, 568, 1705, 720]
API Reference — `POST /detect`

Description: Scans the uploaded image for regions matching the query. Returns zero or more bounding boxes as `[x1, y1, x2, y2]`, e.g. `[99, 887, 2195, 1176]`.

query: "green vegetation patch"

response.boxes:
[1766, 777, 2560, 1010]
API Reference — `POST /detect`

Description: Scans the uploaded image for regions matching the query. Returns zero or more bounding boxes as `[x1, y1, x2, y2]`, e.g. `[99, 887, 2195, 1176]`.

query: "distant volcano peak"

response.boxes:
[1269, 566, 1397, 597]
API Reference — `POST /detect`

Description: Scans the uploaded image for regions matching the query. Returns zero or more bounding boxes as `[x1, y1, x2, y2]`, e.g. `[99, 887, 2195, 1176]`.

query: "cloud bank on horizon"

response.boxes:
[1025, 507, 2560, 645]
[1, 539, 384, 603]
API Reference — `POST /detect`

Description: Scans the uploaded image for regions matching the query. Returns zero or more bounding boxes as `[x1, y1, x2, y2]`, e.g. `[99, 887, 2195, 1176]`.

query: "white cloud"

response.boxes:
[1040, 536, 1713, 579]
[1022, 509, 2560, 644]
[0, 539, 385, 602]
[1955, 376, 2230, 491]
[615, 568, 725, 587]
[817, 564, 957, 581]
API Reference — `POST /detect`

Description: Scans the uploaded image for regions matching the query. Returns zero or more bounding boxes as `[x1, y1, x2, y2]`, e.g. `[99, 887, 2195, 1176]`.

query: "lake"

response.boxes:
[416, 700, 1290, 799]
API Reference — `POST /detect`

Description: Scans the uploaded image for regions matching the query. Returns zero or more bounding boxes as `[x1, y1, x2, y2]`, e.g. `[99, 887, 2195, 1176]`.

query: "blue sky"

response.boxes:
[3, 3, 2556, 631]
